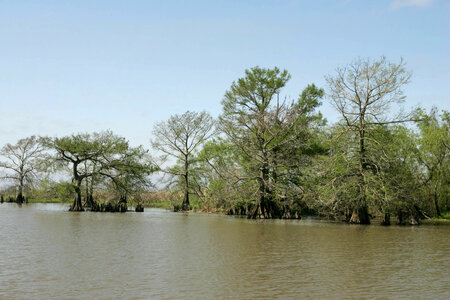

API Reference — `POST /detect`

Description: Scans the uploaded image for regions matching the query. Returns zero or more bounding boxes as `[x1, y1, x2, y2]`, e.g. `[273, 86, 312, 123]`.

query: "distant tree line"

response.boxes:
[0, 57, 448, 224]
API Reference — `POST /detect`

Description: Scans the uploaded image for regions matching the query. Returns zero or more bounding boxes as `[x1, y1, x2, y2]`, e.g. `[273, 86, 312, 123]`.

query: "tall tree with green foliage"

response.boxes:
[363, 125, 419, 225]
[42, 131, 152, 211]
[102, 144, 154, 208]
[220, 66, 325, 218]
[415, 108, 449, 217]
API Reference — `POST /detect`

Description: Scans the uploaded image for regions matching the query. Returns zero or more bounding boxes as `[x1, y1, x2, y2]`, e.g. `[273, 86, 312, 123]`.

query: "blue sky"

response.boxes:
[0, 0, 448, 147]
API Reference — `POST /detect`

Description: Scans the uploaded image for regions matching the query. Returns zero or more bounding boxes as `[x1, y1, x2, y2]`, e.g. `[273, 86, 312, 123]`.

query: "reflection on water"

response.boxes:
[0, 203, 449, 299]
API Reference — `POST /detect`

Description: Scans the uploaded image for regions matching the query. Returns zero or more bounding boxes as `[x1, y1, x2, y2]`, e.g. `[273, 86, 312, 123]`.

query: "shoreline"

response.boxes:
[2, 201, 449, 226]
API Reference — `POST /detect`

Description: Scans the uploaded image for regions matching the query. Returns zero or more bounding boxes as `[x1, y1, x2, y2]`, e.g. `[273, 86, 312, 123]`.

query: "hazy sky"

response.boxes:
[0, 0, 448, 147]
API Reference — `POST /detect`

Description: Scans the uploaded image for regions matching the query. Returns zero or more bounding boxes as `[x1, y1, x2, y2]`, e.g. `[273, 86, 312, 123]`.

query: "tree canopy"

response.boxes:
[1, 58, 448, 224]
[152, 110, 215, 211]
[42, 131, 154, 211]
[0, 136, 44, 203]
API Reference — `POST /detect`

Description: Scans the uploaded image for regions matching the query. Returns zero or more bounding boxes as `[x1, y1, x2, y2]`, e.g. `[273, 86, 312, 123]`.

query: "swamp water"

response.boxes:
[0, 203, 449, 299]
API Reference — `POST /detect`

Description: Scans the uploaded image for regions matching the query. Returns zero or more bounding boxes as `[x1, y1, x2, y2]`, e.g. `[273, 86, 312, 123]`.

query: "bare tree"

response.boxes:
[0, 136, 45, 203]
[152, 111, 216, 211]
[326, 56, 412, 224]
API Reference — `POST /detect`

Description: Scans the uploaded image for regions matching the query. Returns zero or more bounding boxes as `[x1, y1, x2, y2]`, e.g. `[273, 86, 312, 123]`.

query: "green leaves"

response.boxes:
[43, 131, 154, 206]
[414, 108, 450, 215]
[217, 66, 326, 217]
[222, 66, 291, 116]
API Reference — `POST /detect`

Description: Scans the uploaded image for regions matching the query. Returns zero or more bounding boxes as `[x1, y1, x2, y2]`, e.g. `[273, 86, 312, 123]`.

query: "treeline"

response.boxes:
[0, 57, 448, 224]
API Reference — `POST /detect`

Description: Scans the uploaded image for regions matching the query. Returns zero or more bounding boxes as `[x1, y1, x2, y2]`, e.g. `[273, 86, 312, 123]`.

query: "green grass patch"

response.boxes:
[146, 202, 172, 209]
[27, 198, 65, 203]
[424, 211, 450, 224]
[440, 211, 450, 220]
[421, 218, 450, 226]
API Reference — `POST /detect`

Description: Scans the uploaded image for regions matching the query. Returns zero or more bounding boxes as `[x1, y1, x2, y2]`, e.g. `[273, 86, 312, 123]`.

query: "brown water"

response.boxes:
[0, 203, 449, 299]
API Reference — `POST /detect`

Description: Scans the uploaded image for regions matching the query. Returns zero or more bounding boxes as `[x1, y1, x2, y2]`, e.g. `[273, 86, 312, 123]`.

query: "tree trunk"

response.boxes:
[118, 194, 128, 212]
[349, 210, 359, 223]
[433, 184, 441, 217]
[182, 155, 190, 211]
[248, 202, 261, 219]
[353, 121, 370, 225]
[260, 161, 271, 218]
[86, 194, 94, 209]
[349, 205, 370, 224]
[358, 205, 370, 224]
[16, 176, 24, 204]
[397, 210, 406, 225]
[250, 168, 268, 219]
[84, 176, 90, 207]
[409, 216, 419, 225]
[182, 181, 190, 211]
[260, 178, 266, 219]
[70, 180, 84, 211]
[248, 161, 282, 219]
[87, 174, 98, 210]
[135, 203, 144, 212]
[16, 193, 24, 204]
[381, 212, 391, 226]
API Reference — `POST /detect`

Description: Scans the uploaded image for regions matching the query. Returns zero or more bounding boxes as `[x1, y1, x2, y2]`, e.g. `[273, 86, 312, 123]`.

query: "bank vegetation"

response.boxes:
[1, 57, 448, 225]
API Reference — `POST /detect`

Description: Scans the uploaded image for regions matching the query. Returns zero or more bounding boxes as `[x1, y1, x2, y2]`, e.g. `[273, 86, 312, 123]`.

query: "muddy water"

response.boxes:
[0, 203, 448, 299]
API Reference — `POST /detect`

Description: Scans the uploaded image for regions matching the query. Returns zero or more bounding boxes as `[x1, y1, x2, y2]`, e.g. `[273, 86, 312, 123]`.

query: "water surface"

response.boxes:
[0, 203, 449, 299]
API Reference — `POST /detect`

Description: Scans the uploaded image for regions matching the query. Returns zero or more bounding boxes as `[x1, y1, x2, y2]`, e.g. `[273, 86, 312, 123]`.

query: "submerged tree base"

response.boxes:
[227, 202, 303, 219]
[69, 205, 84, 212]
[380, 213, 391, 226]
[16, 194, 25, 204]
[135, 204, 144, 212]
[0, 195, 28, 204]
[68, 197, 128, 213]
[88, 202, 128, 212]
[173, 202, 191, 212]
[348, 207, 371, 225]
